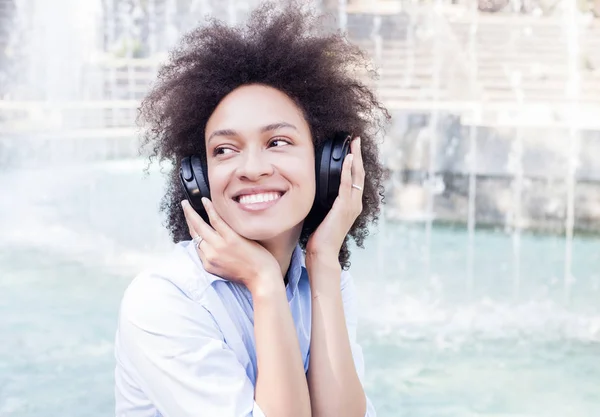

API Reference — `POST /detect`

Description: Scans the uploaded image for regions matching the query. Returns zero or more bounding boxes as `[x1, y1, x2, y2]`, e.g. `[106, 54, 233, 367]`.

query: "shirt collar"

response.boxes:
[286, 243, 306, 296]
[183, 239, 305, 293]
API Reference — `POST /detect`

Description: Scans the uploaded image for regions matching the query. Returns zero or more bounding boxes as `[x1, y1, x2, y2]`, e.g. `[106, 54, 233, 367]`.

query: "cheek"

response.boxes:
[207, 168, 229, 204]
[295, 163, 316, 196]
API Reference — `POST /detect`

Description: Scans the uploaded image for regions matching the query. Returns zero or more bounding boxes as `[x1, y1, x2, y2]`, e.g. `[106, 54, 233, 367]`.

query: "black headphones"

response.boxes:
[180, 131, 352, 224]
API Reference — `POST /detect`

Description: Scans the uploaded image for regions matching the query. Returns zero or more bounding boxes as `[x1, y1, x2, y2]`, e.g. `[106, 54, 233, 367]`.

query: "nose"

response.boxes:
[236, 146, 274, 181]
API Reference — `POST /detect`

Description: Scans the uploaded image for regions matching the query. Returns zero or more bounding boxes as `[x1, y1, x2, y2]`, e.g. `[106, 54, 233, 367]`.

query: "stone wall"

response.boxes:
[384, 111, 600, 233]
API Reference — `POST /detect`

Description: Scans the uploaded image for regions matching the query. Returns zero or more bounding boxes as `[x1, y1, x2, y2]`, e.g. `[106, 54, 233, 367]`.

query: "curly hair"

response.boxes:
[138, 1, 390, 269]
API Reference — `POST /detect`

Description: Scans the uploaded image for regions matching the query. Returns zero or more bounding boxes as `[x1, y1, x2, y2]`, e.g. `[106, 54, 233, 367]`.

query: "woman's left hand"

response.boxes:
[305, 136, 364, 268]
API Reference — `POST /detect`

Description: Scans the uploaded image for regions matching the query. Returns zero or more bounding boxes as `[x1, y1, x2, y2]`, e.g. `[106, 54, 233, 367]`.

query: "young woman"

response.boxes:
[114, 2, 389, 416]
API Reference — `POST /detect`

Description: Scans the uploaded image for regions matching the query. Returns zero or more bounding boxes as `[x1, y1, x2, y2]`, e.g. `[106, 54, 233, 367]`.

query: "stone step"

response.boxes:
[356, 41, 598, 54]
[377, 60, 598, 75]
[355, 48, 599, 67]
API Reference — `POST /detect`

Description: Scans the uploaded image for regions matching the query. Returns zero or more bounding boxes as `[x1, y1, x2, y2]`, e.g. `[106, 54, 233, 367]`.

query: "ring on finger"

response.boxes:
[192, 235, 204, 249]
[351, 183, 362, 191]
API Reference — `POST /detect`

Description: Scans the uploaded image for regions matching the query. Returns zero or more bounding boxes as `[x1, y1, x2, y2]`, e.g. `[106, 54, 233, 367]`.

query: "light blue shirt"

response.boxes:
[114, 240, 376, 416]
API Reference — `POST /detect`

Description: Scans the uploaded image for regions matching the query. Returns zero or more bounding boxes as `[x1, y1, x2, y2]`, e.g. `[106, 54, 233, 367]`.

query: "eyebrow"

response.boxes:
[207, 122, 298, 143]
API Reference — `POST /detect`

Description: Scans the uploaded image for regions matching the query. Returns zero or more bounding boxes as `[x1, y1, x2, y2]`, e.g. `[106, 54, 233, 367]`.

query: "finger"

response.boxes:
[194, 239, 210, 268]
[338, 153, 354, 202]
[350, 136, 365, 189]
[201, 197, 234, 238]
[181, 200, 219, 244]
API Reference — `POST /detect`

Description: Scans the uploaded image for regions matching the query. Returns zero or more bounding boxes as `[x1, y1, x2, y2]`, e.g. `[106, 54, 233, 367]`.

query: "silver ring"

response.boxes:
[351, 184, 362, 191]
[192, 235, 203, 249]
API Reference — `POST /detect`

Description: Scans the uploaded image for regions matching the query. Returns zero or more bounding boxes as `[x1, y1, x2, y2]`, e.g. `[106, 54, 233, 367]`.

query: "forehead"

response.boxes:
[205, 84, 308, 133]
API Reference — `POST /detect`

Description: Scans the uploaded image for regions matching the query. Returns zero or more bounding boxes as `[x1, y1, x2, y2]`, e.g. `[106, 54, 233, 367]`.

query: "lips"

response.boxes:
[235, 191, 282, 204]
[233, 191, 286, 213]
[232, 187, 287, 201]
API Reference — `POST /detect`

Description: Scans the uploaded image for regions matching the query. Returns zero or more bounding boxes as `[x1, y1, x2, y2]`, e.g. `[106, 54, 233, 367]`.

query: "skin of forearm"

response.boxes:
[306, 261, 367, 417]
[251, 274, 312, 417]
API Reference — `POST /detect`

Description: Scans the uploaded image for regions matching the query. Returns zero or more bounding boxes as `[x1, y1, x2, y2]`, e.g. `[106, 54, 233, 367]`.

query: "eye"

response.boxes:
[268, 138, 291, 148]
[213, 146, 235, 156]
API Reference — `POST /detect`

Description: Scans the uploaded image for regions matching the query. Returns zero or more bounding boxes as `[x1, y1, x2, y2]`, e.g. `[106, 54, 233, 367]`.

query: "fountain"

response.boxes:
[0, 0, 269, 167]
[563, 0, 582, 305]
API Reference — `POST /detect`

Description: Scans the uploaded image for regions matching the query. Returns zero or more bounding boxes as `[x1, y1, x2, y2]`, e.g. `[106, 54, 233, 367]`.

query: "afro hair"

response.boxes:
[138, 1, 391, 269]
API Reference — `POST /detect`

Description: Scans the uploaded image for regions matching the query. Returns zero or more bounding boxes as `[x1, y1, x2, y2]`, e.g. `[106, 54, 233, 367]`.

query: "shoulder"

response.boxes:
[115, 276, 228, 365]
[117, 242, 219, 335]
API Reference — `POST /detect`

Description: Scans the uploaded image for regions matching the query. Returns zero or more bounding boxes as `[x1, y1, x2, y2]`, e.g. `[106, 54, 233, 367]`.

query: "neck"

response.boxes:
[258, 224, 303, 281]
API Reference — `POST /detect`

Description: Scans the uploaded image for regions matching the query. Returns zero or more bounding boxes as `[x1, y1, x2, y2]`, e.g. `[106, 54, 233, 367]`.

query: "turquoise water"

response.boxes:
[1, 159, 599, 416]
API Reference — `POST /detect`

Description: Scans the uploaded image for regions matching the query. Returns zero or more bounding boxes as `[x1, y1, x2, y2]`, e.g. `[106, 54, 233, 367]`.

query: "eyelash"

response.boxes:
[213, 138, 291, 156]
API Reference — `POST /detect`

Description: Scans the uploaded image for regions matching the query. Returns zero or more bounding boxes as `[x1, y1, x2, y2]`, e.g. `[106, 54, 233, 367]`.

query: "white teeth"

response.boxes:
[238, 192, 281, 205]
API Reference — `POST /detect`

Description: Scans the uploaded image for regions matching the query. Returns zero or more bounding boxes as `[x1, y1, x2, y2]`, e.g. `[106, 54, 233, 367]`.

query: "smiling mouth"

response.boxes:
[234, 191, 285, 205]
[233, 191, 285, 210]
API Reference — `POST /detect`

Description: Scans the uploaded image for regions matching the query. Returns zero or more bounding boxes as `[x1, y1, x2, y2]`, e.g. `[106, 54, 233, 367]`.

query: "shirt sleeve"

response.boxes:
[340, 270, 377, 417]
[115, 275, 265, 417]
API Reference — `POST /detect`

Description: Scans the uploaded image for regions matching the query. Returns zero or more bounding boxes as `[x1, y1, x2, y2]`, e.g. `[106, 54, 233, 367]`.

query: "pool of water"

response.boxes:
[1, 159, 599, 417]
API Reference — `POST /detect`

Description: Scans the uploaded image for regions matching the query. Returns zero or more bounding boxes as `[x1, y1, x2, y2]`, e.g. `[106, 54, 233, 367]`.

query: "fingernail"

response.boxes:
[357, 136, 361, 146]
[201, 197, 209, 206]
[181, 200, 188, 208]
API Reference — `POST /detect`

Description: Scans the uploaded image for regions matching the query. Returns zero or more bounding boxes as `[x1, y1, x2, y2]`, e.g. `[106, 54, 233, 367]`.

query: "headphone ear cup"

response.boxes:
[179, 155, 211, 224]
[315, 132, 351, 210]
[190, 155, 210, 200]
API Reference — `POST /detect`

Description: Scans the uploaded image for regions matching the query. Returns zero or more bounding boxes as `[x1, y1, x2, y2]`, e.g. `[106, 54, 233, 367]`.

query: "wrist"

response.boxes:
[307, 262, 342, 296]
[247, 269, 286, 299]
[305, 249, 340, 271]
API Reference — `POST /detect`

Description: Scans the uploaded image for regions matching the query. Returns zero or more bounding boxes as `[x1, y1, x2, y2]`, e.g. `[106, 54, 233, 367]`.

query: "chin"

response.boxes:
[235, 224, 286, 242]
[232, 218, 304, 244]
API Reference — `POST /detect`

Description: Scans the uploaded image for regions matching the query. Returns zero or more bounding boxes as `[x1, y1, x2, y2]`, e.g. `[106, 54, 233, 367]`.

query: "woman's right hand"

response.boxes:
[181, 197, 282, 294]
